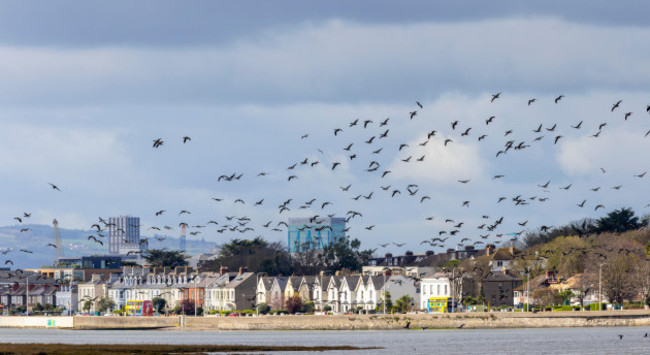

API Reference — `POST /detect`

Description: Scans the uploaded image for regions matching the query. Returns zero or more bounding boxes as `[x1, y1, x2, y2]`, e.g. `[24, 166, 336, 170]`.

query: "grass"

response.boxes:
[0, 343, 381, 355]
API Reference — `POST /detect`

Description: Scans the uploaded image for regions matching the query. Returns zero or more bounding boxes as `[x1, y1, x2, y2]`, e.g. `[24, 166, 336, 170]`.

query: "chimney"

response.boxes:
[382, 268, 392, 276]
[184, 266, 188, 274]
[509, 246, 515, 255]
[385, 253, 392, 258]
[486, 244, 495, 256]
[220, 266, 228, 275]
[91, 274, 102, 282]
[425, 250, 434, 256]
[153, 267, 158, 275]
[238, 267, 247, 275]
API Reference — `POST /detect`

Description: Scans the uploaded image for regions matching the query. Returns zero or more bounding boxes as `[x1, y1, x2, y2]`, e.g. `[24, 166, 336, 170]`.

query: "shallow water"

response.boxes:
[1, 327, 649, 354]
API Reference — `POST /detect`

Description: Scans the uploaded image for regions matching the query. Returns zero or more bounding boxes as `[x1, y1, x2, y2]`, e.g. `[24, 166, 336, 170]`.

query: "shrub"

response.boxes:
[257, 303, 271, 315]
[300, 301, 315, 314]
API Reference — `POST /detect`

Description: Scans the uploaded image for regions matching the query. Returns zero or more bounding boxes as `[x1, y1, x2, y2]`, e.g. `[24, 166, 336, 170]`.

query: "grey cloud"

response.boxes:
[0, 1, 648, 48]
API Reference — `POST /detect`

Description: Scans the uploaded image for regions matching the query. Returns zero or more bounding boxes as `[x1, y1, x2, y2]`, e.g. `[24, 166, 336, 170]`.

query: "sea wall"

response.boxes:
[0, 316, 73, 328]
[2, 311, 650, 330]
[184, 311, 650, 330]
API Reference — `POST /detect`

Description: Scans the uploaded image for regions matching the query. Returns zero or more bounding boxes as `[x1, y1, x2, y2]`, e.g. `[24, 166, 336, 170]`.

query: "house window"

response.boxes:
[444, 285, 448, 295]
[497, 261, 503, 267]
[437, 285, 440, 296]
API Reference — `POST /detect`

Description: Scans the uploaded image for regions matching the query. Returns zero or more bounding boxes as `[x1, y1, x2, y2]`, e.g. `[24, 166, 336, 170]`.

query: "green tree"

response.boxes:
[559, 290, 575, 305]
[200, 237, 293, 275]
[393, 295, 413, 313]
[96, 297, 115, 314]
[152, 297, 167, 314]
[377, 291, 392, 313]
[300, 301, 315, 314]
[82, 300, 93, 312]
[317, 237, 374, 273]
[596, 208, 641, 234]
[257, 302, 271, 315]
[143, 249, 189, 269]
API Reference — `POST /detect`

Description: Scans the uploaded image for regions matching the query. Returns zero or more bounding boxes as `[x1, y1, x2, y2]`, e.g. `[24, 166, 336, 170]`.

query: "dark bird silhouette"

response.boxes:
[334, 128, 343, 136]
[612, 100, 622, 112]
[48, 183, 61, 191]
[363, 120, 373, 128]
[349, 119, 358, 127]
[332, 162, 341, 170]
[451, 121, 459, 130]
[635, 171, 647, 178]
[152, 138, 163, 148]
[554, 135, 563, 144]
[380, 118, 389, 126]
[491, 92, 501, 102]
[182, 136, 191, 143]
[577, 200, 586, 207]
[554, 95, 564, 103]
[571, 121, 583, 129]
[624, 112, 632, 120]
[595, 204, 605, 211]
[288, 175, 298, 181]
[486, 116, 495, 125]
[416, 101, 423, 109]
[409, 111, 417, 119]
[444, 139, 453, 146]
[528, 98, 536, 105]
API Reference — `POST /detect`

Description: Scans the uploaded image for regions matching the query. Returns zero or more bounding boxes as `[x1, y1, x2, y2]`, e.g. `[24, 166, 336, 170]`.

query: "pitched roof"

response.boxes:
[485, 270, 522, 282]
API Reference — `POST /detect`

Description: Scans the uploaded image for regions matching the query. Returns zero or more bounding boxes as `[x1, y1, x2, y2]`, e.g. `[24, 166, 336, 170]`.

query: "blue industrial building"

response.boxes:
[287, 217, 346, 253]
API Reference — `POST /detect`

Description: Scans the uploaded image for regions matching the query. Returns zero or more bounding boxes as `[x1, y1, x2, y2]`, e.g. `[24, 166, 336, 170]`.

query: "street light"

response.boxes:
[599, 263, 603, 312]
[256, 272, 266, 317]
[194, 275, 198, 317]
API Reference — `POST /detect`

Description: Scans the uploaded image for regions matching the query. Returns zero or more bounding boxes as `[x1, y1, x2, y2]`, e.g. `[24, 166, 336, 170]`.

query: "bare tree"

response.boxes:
[634, 259, 650, 308]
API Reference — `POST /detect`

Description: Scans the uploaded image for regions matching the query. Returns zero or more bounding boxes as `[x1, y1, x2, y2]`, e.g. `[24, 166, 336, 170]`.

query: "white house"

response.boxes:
[420, 273, 451, 310]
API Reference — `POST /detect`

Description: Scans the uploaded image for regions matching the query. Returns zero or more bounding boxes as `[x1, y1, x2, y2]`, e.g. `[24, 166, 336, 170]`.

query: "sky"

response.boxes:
[1, 1, 650, 257]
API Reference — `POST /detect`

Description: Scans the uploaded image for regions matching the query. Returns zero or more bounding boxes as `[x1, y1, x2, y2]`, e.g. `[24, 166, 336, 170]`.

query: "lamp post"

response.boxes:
[526, 270, 530, 313]
[25, 275, 29, 316]
[598, 263, 603, 311]
[452, 268, 456, 313]
[256, 272, 266, 317]
[194, 275, 198, 317]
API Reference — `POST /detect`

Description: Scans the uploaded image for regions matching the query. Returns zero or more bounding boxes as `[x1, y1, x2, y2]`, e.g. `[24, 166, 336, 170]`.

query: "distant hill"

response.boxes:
[0, 224, 216, 270]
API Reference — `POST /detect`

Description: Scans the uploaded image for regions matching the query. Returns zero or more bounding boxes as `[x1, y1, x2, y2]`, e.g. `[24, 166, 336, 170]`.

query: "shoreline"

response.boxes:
[0, 343, 378, 354]
[3, 311, 650, 330]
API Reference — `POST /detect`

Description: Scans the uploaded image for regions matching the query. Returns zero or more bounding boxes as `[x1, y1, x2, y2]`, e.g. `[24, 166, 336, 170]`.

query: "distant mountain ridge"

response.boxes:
[0, 224, 216, 270]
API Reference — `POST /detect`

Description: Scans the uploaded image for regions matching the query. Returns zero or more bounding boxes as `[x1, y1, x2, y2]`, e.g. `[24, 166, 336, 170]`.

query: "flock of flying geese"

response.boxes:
[3, 94, 650, 270]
